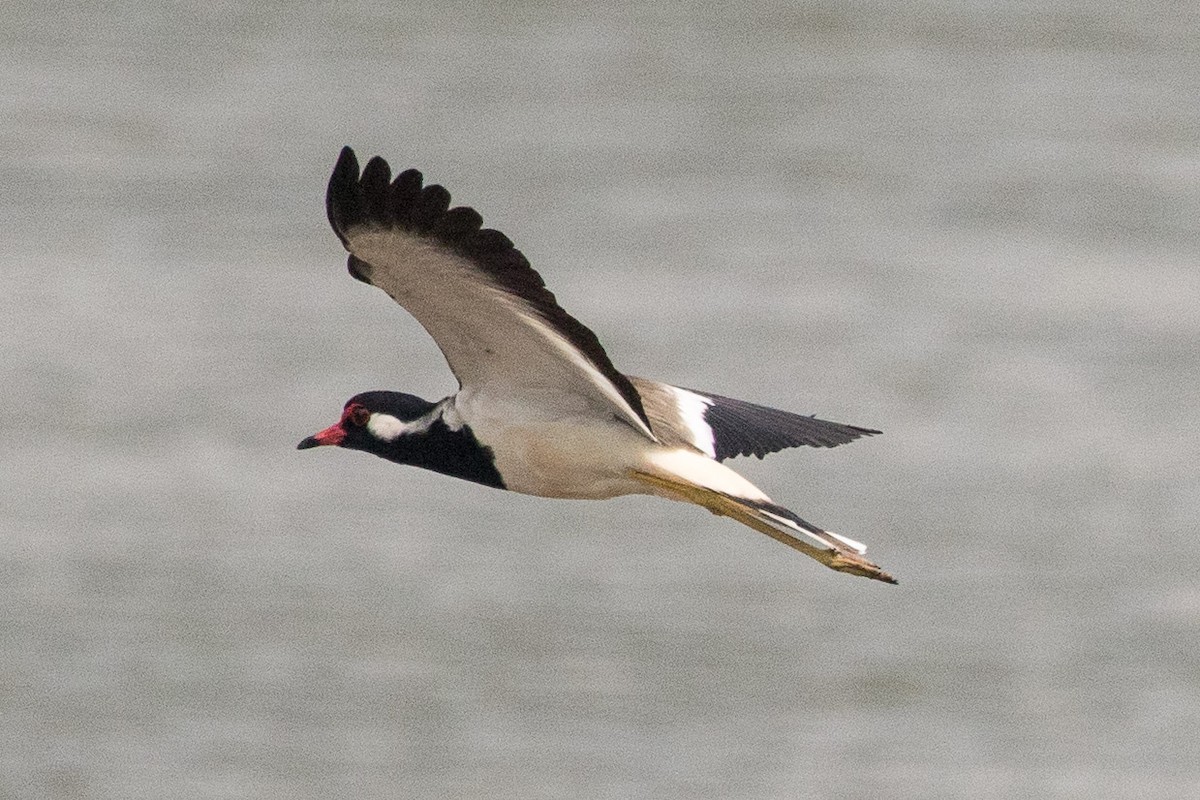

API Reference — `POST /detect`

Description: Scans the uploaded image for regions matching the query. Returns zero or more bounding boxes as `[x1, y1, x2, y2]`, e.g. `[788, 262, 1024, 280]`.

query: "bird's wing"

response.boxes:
[326, 147, 654, 440]
[629, 378, 879, 461]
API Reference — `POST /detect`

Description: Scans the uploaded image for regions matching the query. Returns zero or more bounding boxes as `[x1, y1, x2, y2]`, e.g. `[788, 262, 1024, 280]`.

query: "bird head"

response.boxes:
[297, 391, 436, 455]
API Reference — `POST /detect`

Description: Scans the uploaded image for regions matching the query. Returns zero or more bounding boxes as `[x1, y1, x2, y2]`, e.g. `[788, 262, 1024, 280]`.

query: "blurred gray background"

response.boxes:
[3, 1, 1198, 798]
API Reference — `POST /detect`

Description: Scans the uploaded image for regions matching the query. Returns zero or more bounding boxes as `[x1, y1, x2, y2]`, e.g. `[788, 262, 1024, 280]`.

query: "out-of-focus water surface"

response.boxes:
[3, 2, 1198, 797]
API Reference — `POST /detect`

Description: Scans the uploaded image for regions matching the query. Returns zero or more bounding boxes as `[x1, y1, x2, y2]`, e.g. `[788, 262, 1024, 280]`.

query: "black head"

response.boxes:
[297, 391, 436, 455]
[297, 390, 505, 490]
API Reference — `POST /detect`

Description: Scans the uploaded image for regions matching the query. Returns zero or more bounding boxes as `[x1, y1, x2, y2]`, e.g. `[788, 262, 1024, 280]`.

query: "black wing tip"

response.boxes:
[697, 389, 882, 460]
[325, 147, 509, 260]
[322, 146, 653, 433]
[832, 423, 883, 443]
[719, 423, 881, 460]
[336, 145, 358, 170]
[326, 146, 362, 246]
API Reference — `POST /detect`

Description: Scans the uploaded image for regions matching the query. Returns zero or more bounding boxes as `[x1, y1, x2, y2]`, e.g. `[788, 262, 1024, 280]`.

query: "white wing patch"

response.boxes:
[668, 387, 716, 458]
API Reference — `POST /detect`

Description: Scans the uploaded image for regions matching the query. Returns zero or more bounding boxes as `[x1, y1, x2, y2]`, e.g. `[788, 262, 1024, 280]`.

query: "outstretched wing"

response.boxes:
[630, 378, 879, 461]
[326, 147, 654, 439]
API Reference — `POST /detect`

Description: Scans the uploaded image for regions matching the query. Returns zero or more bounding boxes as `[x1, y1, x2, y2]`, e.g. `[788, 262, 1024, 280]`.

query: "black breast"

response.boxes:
[377, 418, 506, 491]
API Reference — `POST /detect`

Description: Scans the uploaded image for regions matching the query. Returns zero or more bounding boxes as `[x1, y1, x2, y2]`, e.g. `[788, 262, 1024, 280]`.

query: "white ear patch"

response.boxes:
[367, 412, 415, 441]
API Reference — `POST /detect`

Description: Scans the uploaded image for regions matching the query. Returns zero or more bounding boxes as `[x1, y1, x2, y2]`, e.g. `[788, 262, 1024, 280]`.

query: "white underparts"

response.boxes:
[643, 447, 770, 504]
[644, 448, 868, 555]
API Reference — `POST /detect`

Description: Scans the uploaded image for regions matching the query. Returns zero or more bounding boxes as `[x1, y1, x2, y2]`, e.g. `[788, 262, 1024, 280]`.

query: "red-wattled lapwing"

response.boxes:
[299, 147, 895, 584]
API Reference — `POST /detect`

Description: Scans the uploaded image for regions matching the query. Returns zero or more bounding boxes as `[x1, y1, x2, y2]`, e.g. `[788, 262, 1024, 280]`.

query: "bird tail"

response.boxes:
[630, 470, 897, 584]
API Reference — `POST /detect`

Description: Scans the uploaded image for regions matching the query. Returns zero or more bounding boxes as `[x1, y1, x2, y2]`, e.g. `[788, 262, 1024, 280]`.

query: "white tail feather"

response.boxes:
[756, 509, 867, 555]
[628, 468, 896, 583]
[824, 529, 868, 554]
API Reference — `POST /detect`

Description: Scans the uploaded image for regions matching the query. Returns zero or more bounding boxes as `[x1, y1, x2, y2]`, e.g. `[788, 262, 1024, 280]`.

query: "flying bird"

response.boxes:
[299, 147, 895, 584]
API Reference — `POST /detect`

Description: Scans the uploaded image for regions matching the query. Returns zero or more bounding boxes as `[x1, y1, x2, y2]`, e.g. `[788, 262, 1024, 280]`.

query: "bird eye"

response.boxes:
[346, 405, 371, 427]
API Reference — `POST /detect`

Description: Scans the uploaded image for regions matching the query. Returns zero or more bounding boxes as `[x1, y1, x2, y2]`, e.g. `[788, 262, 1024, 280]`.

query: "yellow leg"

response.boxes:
[630, 471, 897, 585]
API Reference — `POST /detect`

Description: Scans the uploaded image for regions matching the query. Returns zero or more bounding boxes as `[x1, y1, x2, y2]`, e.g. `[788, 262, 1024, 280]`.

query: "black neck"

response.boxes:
[367, 418, 506, 490]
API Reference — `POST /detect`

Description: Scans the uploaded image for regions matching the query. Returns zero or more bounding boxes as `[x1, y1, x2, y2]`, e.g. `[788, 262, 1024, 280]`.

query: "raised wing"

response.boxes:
[630, 378, 879, 461]
[326, 147, 653, 439]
